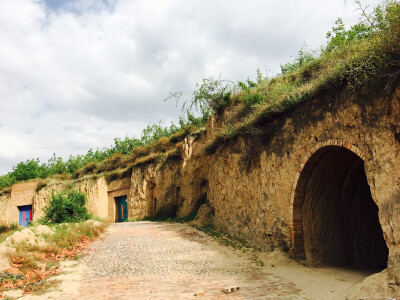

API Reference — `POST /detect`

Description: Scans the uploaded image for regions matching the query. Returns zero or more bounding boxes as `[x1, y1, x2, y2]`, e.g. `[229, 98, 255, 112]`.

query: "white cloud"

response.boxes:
[0, 0, 384, 174]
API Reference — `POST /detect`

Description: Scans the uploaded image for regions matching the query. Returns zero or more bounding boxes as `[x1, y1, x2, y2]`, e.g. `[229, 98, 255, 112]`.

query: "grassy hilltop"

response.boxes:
[1, 0, 399, 192]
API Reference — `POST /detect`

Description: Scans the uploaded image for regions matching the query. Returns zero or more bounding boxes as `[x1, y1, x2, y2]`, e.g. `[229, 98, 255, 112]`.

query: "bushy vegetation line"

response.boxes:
[202, 1, 400, 154]
[0, 110, 209, 191]
[1, 1, 398, 190]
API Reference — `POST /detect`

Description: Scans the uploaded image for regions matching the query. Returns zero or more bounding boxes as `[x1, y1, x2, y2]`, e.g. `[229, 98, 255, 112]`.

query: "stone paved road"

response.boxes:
[58, 222, 302, 299]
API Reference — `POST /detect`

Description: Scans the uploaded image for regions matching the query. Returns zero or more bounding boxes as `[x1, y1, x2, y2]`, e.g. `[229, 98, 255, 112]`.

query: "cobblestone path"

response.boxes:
[66, 222, 301, 299]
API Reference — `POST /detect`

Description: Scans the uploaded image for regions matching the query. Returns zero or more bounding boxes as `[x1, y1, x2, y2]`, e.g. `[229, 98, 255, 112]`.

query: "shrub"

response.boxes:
[74, 162, 97, 178]
[189, 76, 234, 112]
[41, 190, 90, 224]
[50, 172, 72, 181]
[238, 79, 264, 107]
[152, 137, 171, 152]
[130, 145, 153, 160]
[169, 127, 191, 143]
[0, 173, 16, 190]
[12, 159, 47, 181]
[96, 153, 126, 174]
[280, 49, 315, 74]
[105, 172, 120, 183]
[104, 166, 133, 183]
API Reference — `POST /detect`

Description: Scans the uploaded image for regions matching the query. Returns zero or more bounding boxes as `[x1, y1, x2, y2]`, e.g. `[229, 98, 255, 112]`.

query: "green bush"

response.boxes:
[238, 79, 264, 107]
[12, 159, 47, 181]
[41, 190, 90, 224]
[280, 48, 315, 74]
[189, 76, 234, 112]
[0, 174, 16, 190]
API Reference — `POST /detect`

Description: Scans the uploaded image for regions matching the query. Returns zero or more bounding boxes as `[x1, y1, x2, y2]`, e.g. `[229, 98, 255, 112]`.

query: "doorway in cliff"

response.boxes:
[292, 146, 388, 270]
[146, 181, 156, 217]
[115, 196, 128, 222]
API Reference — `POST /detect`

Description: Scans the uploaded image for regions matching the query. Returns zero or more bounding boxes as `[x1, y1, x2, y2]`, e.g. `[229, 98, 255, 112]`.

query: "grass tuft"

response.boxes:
[0, 223, 20, 244]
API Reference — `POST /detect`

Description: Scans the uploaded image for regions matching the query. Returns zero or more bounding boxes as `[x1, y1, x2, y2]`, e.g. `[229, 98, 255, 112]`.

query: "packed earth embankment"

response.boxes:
[6, 82, 398, 297]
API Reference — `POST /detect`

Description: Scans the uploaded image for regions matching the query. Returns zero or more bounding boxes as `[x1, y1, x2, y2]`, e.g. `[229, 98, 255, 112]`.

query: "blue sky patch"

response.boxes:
[44, 0, 75, 11]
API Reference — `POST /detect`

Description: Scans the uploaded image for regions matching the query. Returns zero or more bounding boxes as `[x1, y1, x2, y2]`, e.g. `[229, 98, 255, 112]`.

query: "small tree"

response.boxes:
[42, 190, 90, 224]
[12, 158, 47, 181]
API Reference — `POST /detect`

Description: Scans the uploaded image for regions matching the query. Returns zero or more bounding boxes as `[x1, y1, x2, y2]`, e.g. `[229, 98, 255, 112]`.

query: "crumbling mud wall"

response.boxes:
[205, 87, 400, 283]
[0, 194, 10, 223]
[127, 133, 210, 221]
[129, 162, 181, 220]
[34, 177, 109, 221]
[76, 177, 109, 220]
[123, 85, 399, 285]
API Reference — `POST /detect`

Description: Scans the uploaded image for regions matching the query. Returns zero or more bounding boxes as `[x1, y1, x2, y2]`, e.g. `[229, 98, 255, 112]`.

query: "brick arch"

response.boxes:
[289, 139, 365, 259]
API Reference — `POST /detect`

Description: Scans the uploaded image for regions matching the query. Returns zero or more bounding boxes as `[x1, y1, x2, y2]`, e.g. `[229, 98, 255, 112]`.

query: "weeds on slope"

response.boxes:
[0, 221, 107, 297]
[0, 224, 19, 244]
[204, 1, 400, 154]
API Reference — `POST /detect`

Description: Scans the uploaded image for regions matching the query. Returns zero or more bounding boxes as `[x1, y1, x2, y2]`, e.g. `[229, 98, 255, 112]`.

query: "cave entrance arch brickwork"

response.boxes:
[289, 139, 366, 259]
[289, 138, 389, 268]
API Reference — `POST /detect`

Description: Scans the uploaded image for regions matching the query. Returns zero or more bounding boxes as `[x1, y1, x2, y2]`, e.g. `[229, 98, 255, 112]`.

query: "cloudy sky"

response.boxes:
[0, 0, 383, 174]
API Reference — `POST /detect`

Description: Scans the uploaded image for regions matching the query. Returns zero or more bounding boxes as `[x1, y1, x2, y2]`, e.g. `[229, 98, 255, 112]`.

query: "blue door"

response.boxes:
[117, 197, 128, 222]
[19, 205, 32, 227]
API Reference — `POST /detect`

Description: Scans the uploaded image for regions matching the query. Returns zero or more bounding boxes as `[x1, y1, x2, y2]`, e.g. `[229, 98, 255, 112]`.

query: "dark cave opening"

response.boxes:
[294, 146, 388, 269]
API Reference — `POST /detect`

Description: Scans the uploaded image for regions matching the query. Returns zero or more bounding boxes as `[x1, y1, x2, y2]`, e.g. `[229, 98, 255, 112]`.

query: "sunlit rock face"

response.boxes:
[3, 86, 400, 284]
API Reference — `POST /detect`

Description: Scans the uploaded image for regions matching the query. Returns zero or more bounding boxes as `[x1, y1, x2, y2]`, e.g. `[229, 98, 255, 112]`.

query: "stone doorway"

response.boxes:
[292, 145, 388, 269]
[115, 196, 128, 222]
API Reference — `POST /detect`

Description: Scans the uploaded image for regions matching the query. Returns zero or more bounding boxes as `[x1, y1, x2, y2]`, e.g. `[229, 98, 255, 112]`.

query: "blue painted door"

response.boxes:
[19, 205, 32, 227]
[117, 197, 128, 222]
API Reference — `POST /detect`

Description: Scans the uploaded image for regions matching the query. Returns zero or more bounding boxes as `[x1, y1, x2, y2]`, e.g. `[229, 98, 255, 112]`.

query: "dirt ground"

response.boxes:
[11, 222, 400, 300]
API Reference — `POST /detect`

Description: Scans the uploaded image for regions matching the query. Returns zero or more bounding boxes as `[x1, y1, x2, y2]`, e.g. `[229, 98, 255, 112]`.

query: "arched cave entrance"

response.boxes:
[292, 146, 388, 270]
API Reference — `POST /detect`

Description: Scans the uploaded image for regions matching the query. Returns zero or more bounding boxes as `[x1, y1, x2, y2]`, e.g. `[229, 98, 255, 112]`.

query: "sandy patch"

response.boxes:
[5, 228, 47, 248]
[0, 244, 15, 271]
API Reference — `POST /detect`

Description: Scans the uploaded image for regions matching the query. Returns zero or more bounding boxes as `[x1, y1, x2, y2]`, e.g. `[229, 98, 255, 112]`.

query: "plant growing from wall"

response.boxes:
[41, 190, 90, 224]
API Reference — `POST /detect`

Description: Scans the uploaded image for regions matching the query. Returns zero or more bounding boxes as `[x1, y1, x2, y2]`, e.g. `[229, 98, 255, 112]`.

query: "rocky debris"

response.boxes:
[344, 270, 400, 300]
[222, 286, 240, 294]
[192, 203, 214, 226]
[0, 243, 16, 271]
[31, 224, 54, 236]
[0, 225, 53, 272]
[85, 220, 102, 227]
[5, 228, 47, 248]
